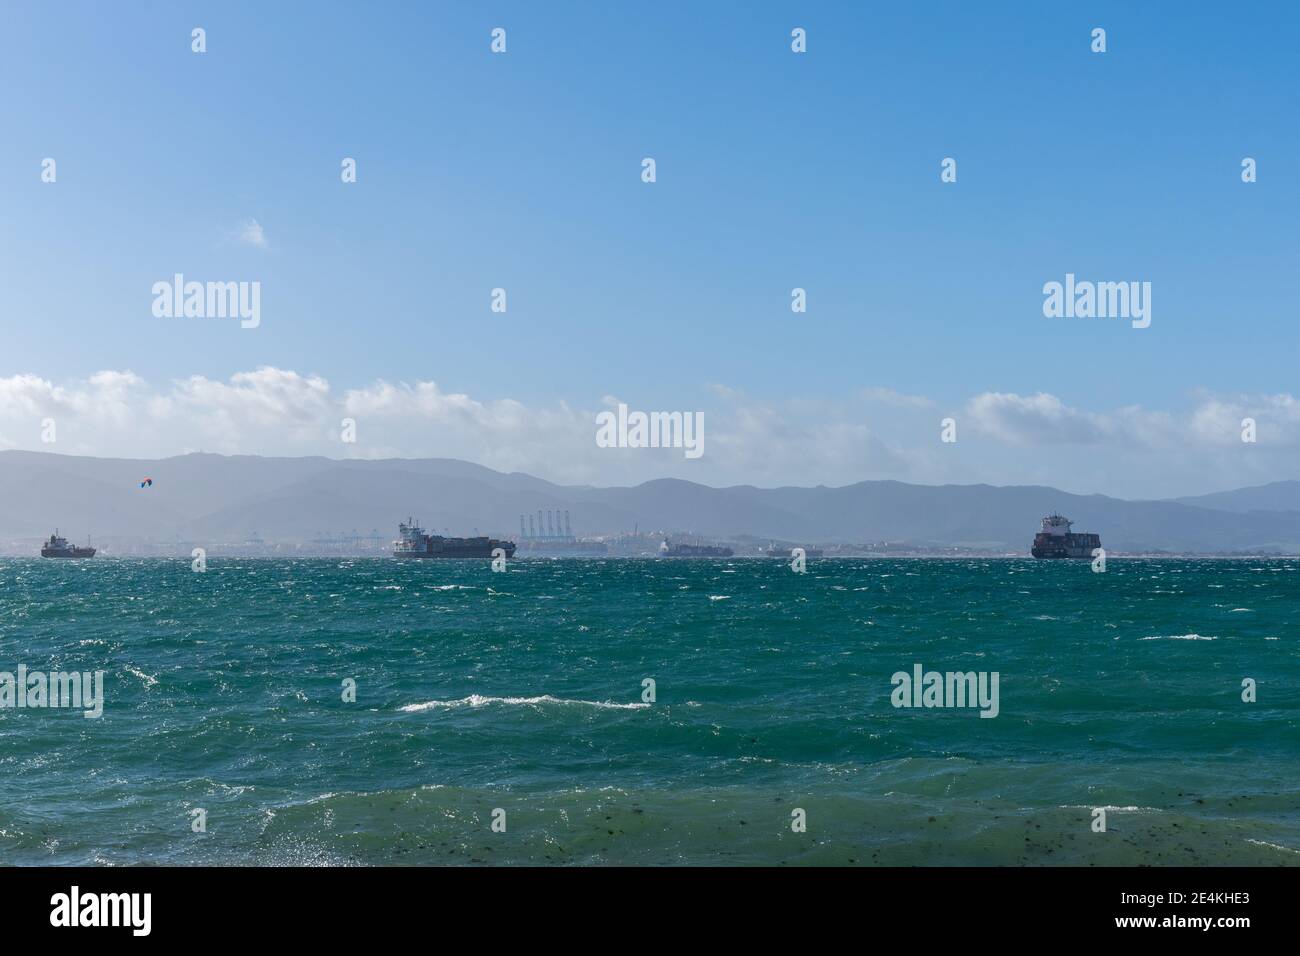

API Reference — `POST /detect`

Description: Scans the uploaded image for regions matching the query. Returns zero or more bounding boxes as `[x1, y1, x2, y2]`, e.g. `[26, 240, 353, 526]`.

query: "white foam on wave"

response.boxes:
[1247, 838, 1300, 854]
[1139, 634, 1217, 641]
[399, 694, 650, 713]
[125, 666, 159, 687]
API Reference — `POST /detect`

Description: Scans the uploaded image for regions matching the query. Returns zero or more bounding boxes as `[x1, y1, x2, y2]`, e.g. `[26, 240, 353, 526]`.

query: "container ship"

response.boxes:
[660, 539, 734, 558]
[40, 531, 96, 558]
[1030, 514, 1100, 559]
[393, 519, 516, 559]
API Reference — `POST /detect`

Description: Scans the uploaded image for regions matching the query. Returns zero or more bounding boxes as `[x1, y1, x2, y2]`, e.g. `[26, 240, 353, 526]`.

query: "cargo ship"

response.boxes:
[1030, 514, 1100, 559]
[393, 519, 516, 559]
[660, 539, 734, 558]
[764, 543, 824, 558]
[40, 531, 96, 558]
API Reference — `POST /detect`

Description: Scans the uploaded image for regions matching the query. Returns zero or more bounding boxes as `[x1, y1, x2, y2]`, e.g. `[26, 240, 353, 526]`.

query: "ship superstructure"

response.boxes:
[1030, 514, 1100, 559]
[393, 519, 516, 559]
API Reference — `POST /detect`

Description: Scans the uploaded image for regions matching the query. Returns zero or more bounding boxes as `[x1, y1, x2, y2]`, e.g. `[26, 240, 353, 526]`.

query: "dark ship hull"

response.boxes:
[395, 538, 516, 559]
[41, 546, 96, 558]
[1031, 532, 1100, 559]
[662, 544, 733, 558]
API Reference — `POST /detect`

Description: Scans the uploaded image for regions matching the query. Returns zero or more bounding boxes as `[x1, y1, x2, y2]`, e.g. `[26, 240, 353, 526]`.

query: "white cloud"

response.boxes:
[238, 219, 267, 248]
[0, 370, 148, 425]
[966, 391, 1113, 444]
[1187, 391, 1300, 446]
[704, 386, 915, 481]
[965, 390, 1300, 449]
[2, 371, 1299, 495]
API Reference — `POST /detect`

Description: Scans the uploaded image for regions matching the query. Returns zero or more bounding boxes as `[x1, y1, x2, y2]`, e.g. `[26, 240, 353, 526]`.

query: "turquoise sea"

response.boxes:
[0, 557, 1296, 866]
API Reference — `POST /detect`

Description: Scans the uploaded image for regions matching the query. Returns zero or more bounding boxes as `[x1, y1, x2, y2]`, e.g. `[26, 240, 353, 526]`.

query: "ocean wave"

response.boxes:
[1246, 838, 1300, 855]
[399, 694, 650, 713]
[125, 666, 159, 687]
[1139, 634, 1217, 641]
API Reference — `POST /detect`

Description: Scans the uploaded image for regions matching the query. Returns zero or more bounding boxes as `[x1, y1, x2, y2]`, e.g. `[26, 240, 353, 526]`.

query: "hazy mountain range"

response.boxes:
[3, 450, 1300, 554]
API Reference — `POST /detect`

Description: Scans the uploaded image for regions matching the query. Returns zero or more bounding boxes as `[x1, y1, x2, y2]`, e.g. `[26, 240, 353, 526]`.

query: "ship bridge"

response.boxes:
[1040, 514, 1072, 536]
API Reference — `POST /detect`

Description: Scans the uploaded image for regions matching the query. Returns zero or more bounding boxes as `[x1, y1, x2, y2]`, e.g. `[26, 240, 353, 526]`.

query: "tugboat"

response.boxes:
[1030, 514, 1100, 559]
[660, 539, 734, 558]
[40, 531, 96, 558]
[393, 519, 515, 559]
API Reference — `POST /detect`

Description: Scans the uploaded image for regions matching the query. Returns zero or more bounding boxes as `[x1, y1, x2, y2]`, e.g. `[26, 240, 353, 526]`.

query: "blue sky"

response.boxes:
[1, 2, 1297, 496]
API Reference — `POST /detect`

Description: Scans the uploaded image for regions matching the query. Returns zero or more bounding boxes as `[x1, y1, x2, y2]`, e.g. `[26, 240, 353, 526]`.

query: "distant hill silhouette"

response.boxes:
[3, 450, 1300, 554]
[1173, 481, 1300, 514]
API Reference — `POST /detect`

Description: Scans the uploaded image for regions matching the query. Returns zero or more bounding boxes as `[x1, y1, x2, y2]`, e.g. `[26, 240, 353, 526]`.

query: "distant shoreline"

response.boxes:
[4, 552, 1299, 561]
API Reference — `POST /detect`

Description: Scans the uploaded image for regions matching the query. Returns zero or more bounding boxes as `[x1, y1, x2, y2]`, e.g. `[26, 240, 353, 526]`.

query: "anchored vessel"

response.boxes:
[660, 539, 734, 558]
[764, 543, 824, 558]
[40, 531, 96, 558]
[1030, 514, 1100, 559]
[393, 519, 516, 559]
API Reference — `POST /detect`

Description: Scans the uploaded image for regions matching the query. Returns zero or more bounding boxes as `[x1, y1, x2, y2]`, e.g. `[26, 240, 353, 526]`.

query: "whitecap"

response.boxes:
[125, 666, 159, 687]
[399, 694, 649, 713]
[1247, 838, 1300, 854]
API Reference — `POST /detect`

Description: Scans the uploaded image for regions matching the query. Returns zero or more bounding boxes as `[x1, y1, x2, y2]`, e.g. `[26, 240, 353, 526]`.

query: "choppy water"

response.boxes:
[1, 557, 1296, 866]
